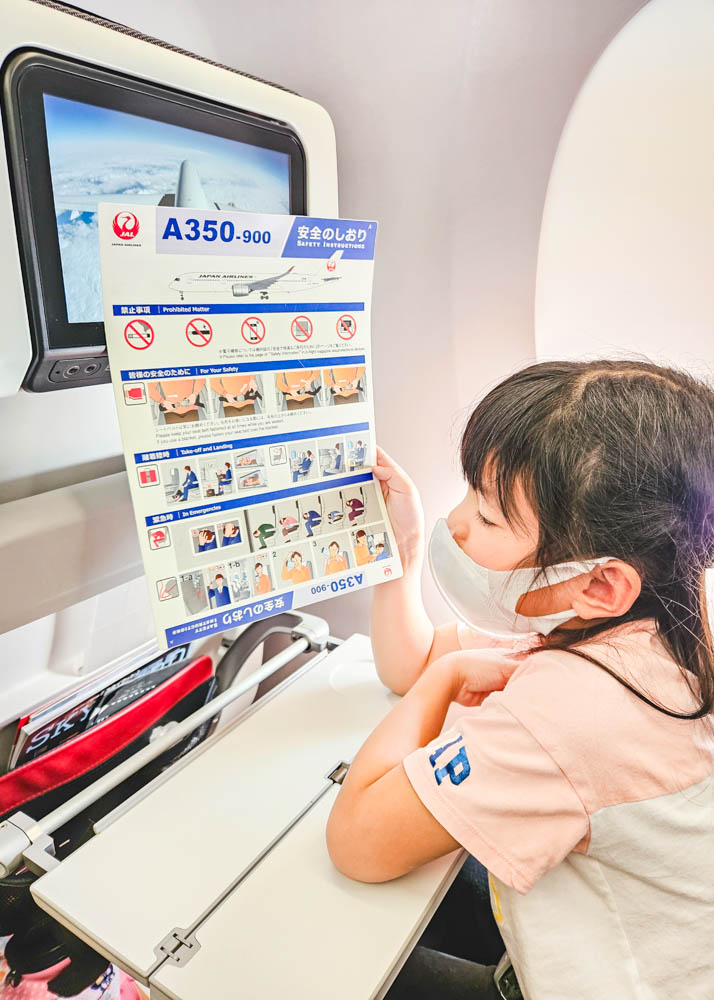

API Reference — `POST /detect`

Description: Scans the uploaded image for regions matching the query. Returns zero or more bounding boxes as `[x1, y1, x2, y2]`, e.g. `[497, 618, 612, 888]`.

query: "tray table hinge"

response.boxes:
[155, 927, 201, 968]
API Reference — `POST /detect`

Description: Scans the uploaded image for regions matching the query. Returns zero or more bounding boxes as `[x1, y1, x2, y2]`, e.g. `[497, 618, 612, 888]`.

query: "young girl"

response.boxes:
[327, 359, 714, 1000]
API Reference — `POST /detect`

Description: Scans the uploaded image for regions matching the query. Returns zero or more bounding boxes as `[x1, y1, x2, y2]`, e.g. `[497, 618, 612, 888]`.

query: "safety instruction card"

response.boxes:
[99, 205, 402, 648]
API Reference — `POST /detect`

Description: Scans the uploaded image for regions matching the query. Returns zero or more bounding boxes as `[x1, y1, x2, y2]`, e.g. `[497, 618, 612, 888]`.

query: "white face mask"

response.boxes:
[428, 518, 612, 637]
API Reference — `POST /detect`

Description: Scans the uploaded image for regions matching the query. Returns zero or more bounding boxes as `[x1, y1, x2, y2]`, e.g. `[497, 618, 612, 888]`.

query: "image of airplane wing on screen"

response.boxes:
[169, 251, 343, 301]
[53, 159, 219, 217]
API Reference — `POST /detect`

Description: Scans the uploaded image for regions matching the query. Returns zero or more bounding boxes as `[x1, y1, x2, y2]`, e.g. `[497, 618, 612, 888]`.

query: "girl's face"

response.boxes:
[447, 480, 582, 619]
[447, 482, 538, 572]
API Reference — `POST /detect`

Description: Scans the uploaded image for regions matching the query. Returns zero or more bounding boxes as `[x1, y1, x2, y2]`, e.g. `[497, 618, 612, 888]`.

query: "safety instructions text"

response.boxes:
[99, 205, 402, 648]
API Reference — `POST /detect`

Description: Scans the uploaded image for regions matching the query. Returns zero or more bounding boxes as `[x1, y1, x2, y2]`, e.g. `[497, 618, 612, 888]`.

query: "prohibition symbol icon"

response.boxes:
[124, 319, 154, 350]
[185, 317, 213, 347]
[290, 315, 313, 343]
[241, 316, 266, 344]
[336, 314, 357, 340]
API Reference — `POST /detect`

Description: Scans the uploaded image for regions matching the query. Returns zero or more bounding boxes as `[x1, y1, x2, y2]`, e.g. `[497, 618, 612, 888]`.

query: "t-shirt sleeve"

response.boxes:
[403, 693, 589, 894]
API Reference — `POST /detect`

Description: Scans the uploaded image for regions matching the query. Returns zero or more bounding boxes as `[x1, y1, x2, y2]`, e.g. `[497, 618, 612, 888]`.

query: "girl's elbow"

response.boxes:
[327, 839, 394, 884]
[326, 807, 359, 878]
[372, 657, 409, 696]
[376, 671, 408, 697]
[326, 804, 390, 883]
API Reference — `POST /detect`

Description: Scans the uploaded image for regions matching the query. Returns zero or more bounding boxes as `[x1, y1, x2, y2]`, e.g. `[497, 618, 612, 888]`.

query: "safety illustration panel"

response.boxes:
[99, 205, 401, 647]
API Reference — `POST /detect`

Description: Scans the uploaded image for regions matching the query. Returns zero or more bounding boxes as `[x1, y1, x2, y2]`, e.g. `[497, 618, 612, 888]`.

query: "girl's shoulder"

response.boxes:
[510, 620, 695, 713]
[486, 621, 712, 813]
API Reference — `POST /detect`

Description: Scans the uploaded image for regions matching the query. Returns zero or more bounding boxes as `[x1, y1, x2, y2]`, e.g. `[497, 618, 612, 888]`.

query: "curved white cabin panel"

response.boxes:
[536, 0, 714, 375]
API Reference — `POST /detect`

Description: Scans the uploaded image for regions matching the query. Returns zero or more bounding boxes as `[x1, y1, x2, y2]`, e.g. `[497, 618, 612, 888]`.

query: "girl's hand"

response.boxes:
[438, 650, 520, 707]
[372, 446, 424, 569]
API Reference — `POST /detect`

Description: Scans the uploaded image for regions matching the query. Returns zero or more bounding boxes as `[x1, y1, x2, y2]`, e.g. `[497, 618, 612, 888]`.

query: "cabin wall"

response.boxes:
[2, 0, 643, 640]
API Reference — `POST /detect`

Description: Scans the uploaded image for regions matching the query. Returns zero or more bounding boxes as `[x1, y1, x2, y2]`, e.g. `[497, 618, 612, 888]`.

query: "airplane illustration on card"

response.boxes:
[169, 249, 343, 301]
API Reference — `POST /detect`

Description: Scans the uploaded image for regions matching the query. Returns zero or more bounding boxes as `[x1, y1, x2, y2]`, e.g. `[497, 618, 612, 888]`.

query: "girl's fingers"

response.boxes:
[372, 464, 411, 496]
[374, 445, 411, 484]
[375, 444, 399, 469]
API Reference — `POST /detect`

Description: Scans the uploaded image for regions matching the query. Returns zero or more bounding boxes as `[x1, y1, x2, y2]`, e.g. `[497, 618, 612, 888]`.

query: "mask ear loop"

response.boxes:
[516, 561, 568, 613]
[508, 561, 545, 608]
[492, 557, 615, 620]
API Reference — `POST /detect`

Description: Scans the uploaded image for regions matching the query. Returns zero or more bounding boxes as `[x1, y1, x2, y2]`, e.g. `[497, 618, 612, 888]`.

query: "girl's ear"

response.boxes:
[570, 562, 641, 620]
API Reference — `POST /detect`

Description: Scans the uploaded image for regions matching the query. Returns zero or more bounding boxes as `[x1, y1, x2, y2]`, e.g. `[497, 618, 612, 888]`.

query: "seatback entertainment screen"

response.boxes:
[3, 52, 306, 391]
[44, 95, 292, 325]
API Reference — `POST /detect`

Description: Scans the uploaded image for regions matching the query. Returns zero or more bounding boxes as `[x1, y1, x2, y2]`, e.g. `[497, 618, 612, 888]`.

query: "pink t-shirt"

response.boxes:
[404, 622, 714, 999]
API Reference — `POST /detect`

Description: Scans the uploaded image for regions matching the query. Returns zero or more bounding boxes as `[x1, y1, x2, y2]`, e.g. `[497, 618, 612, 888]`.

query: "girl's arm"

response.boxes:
[327, 656, 459, 882]
[371, 448, 458, 694]
[327, 651, 516, 882]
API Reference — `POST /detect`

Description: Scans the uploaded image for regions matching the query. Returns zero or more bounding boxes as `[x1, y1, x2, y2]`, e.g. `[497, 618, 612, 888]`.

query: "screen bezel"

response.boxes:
[2, 51, 306, 390]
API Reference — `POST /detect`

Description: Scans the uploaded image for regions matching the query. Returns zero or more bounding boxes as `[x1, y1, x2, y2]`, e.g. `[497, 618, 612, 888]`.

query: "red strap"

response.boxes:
[0, 656, 213, 816]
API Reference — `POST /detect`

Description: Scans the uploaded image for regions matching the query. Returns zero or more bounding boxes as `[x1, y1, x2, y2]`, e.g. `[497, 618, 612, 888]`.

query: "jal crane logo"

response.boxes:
[112, 211, 140, 240]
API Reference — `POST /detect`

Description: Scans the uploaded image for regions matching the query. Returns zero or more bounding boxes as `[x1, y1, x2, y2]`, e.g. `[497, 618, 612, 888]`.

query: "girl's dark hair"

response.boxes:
[460, 359, 714, 720]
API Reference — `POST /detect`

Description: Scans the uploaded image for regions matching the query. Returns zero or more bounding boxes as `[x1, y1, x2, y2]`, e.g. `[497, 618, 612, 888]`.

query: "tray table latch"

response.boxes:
[326, 761, 350, 785]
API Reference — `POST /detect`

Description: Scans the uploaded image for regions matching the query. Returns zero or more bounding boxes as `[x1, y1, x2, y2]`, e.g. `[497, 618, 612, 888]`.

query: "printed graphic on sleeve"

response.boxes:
[429, 734, 471, 786]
